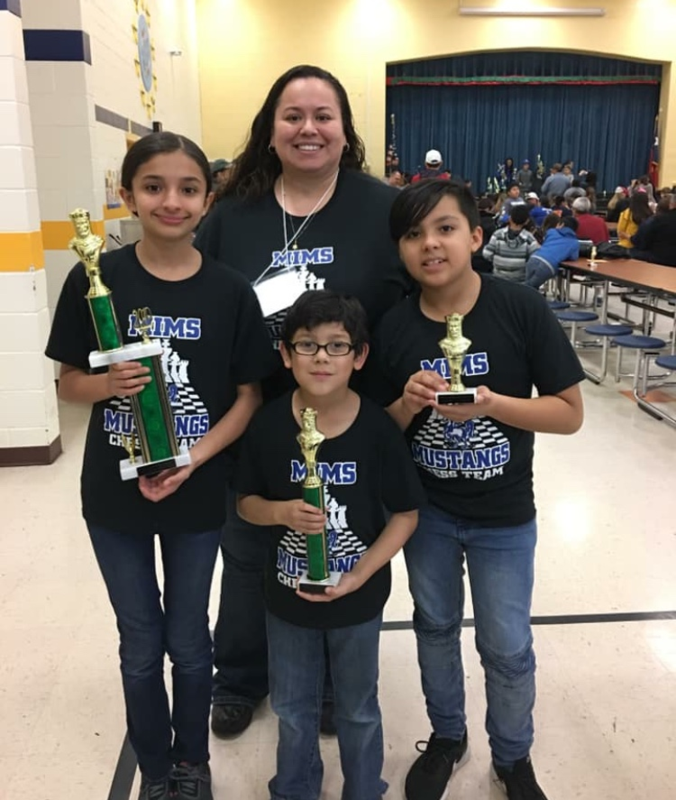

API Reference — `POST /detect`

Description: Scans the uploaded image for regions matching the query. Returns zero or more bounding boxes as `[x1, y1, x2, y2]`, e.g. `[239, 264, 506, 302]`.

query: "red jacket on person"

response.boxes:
[575, 213, 609, 245]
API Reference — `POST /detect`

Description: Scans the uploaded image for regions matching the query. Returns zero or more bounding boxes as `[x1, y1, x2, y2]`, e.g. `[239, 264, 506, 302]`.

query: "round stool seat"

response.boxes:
[584, 324, 633, 337]
[611, 334, 666, 349]
[556, 310, 599, 322]
[655, 355, 676, 370]
[548, 300, 570, 310]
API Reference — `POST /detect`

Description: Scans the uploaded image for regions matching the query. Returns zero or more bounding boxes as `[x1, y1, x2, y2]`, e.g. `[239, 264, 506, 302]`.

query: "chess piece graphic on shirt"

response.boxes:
[296, 408, 341, 594]
[435, 313, 477, 405]
[68, 207, 190, 480]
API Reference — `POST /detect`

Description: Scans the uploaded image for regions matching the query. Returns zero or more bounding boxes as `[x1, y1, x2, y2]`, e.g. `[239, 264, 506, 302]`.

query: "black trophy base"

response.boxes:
[298, 569, 342, 595]
[435, 388, 477, 405]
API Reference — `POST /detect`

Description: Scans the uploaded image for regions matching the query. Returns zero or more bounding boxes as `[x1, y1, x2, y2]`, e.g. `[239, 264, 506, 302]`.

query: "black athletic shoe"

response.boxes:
[493, 756, 549, 800]
[320, 699, 337, 736]
[210, 703, 253, 738]
[405, 731, 468, 800]
[172, 762, 213, 800]
[138, 775, 171, 800]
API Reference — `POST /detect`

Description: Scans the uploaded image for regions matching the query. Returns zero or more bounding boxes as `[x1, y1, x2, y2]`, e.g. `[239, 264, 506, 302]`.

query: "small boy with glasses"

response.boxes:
[235, 290, 425, 800]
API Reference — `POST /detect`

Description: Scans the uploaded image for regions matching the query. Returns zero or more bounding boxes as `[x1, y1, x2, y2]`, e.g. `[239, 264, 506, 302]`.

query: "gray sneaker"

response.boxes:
[172, 762, 213, 800]
[138, 775, 171, 800]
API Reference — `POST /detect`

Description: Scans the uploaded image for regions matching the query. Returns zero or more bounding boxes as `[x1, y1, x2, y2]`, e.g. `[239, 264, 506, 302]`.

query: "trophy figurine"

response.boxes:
[588, 245, 598, 267]
[435, 313, 477, 405]
[296, 408, 341, 594]
[68, 208, 190, 480]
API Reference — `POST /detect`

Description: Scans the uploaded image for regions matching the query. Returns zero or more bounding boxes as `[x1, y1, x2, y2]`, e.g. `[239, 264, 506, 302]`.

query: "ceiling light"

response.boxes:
[459, 6, 605, 16]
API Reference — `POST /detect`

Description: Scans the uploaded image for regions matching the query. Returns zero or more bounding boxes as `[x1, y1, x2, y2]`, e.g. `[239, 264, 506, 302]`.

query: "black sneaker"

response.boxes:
[172, 762, 213, 800]
[405, 731, 468, 800]
[493, 756, 549, 800]
[210, 703, 253, 738]
[320, 699, 337, 736]
[138, 774, 171, 800]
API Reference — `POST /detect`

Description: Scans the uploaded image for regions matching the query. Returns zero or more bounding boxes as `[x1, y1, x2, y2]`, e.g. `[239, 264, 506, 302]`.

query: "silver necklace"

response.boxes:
[281, 171, 339, 252]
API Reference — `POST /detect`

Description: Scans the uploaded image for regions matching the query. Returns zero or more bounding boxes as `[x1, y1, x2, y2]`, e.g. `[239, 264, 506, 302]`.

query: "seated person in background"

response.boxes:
[563, 180, 586, 204]
[499, 183, 526, 223]
[526, 193, 550, 228]
[472, 198, 497, 274]
[630, 193, 676, 266]
[585, 186, 597, 213]
[517, 159, 533, 194]
[411, 149, 451, 183]
[387, 170, 405, 188]
[571, 196, 609, 244]
[551, 196, 573, 218]
[605, 186, 630, 223]
[618, 191, 653, 249]
[541, 163, 571, 200]
[524, 216, 580, 289]
[483, 204, 540, 282]
[631, 175, 655, 204]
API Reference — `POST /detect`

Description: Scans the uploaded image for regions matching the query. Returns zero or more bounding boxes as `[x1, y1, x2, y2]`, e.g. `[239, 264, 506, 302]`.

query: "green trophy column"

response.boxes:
[302, 478, 330, 581]
[87, 293, 123, 351]
[129, 310, 179, 464]
[297, 408, 331, 583]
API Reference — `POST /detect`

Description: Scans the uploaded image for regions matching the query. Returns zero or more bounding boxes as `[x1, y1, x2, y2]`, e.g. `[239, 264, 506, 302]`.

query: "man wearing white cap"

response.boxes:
[411, 149, 451, 183]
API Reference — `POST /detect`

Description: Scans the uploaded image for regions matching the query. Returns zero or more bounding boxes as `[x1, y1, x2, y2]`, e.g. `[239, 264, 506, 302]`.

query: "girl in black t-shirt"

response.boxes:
[45, 133, 275, 800]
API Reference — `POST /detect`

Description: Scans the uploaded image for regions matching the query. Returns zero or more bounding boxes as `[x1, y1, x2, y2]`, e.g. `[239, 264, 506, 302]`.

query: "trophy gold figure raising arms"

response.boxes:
[68, 208, 190, 480]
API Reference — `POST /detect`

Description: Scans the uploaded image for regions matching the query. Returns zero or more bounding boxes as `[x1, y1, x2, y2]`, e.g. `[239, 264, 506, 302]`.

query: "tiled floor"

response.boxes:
[2, 304, 676, 800]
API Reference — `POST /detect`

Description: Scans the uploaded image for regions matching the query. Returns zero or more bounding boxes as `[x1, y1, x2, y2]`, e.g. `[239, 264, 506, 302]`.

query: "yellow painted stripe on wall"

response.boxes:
[103, 204, 131, 221]
[0, 231, 45, 272]
[41, 219, 106, 250]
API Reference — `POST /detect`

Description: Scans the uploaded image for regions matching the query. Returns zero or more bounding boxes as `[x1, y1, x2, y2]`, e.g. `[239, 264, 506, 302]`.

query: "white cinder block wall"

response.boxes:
[1, 0, 203, 465]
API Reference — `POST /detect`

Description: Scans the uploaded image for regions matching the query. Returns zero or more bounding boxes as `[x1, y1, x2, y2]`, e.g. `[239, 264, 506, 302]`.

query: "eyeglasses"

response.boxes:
[288, 340, 356, 357]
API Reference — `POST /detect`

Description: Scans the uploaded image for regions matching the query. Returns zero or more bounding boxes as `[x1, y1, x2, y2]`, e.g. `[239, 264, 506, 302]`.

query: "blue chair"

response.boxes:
[612, 334, 666, 391]
[556, 310, 599, 346]
[636, 354, 676, 428]
[582, 323, 633, 383]
[548, 300, 571, 311]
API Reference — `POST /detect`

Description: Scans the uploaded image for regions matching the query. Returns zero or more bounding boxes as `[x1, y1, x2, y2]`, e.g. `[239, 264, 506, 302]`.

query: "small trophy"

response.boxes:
[68, 208, 190, 480]
[588, 245, 598, 267]
[296, 408, 341, 594]
[435, 313, 477, 405]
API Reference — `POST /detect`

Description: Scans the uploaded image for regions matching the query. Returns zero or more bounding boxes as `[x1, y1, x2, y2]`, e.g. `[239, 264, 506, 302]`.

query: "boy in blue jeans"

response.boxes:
[235, 290, 425, 800]
[370, 180, 585, 800]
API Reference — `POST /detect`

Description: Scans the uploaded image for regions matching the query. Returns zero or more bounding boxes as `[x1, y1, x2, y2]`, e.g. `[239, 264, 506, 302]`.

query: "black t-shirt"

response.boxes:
[235, 393, 426, 629]
[194, 170, 410, 395]
[45, 244, 278, 534]
[368, 275, 585, 526]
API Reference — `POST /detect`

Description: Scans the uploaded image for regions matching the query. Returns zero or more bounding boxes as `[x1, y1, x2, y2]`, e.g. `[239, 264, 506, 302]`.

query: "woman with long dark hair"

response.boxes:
[618, 190, 653, 248]
[195, 64, 409, 739]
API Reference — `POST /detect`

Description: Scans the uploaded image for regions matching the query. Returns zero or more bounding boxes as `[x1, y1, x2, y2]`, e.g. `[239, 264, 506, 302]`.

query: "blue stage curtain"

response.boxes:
[386, 52, 661, 193]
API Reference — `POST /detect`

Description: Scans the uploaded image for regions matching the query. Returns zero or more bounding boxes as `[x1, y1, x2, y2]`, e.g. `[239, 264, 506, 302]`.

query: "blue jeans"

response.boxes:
[88, 524, 220, 779]
[404, 504, 537, 768]
[267, 612, 388, 800]
[524, 256, 556, 289]
[212, 489, 273, 707]
[212, 491, 334, 708]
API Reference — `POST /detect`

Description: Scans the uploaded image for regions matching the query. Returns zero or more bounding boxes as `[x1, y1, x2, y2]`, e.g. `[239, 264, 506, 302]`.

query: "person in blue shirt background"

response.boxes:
[524, 216, 580, 289]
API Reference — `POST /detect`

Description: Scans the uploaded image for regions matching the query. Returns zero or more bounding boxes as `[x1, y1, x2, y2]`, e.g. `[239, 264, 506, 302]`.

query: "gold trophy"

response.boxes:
[69, 208, 191, 480]
[588, 245, 598, 267]
[435, 313, 477, 405]
[296, 408, 341, 594]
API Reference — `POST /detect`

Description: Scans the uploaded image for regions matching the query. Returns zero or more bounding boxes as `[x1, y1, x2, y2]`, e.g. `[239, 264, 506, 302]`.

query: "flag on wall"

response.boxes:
[385, 113, 399, 175]
[649, 114, 659, 187]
